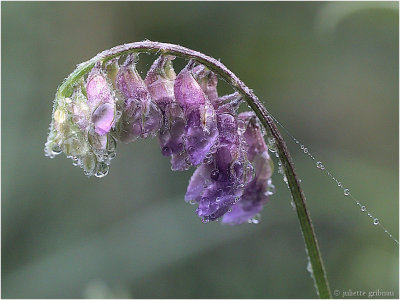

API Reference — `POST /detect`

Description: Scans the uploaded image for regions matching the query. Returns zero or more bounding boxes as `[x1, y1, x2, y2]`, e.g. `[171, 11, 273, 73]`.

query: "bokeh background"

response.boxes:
[2, 2, 398, 298]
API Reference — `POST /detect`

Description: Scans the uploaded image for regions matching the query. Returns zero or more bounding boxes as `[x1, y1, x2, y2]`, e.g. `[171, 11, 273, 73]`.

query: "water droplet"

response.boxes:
[316, 161, 325, 170]
[300, 144, 305, 150]
[337, 181, 342, 187]
[210, 169, 219, 181]
[201, 218, 209, 224]
[290, 200, 296, 210]
[307, 261, 313, 273]
[361, 206, 366, 212]
[278, 164, 284, 175]
[283, 175, 288, 185]
[203, 155, 213, 164]
[265, 183, 275, 196]
[344, 189, 350, 196]
[52, 144, 62, 155]
[373, 218, 379, 225]
[162, 146, 171, 156]
[303, 148, 308, 154]
[95, 163, 109, 178]
[248, 214, 260, 224]
[72, 157, 79, 166]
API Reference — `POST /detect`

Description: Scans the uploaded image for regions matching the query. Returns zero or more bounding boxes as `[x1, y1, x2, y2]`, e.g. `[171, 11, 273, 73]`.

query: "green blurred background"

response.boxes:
[2, 2, 398, 298]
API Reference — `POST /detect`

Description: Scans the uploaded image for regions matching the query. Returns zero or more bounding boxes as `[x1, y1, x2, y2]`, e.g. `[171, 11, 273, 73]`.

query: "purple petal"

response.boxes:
[142, 101, 162, 138]
[86, 65, 114, 109]
[92, 103, 115, 135]
[185, 164, 213, 203]
[192, 65, 218, 102]
[145, 55, 176, 111]
[115, 55, 149, 101]
[222, 112, 274, 225]
[197, 185, 239, 221]
[159, 103, 190, 171]
[190, 146, 247, 222]
[220, 189, 264, 225]
[117, 98, 142, 143]
[115, 55, 162, 141]
[217, 113, 237, 146]
[185, 104, 219, 165]
[174, 62, 206, 111]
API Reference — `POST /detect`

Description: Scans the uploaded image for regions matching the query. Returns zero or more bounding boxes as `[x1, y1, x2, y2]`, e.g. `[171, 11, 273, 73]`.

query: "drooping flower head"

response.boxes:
[45, 53, 274, 223]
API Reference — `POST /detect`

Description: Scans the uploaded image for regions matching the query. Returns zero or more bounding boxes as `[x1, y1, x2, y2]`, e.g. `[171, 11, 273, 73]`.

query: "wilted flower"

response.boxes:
[45, 53, 274, 224]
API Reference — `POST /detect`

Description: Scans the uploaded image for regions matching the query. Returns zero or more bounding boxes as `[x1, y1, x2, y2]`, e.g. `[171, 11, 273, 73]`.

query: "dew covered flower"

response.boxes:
[145, 55, 190, 170]
[174, 61, 219, 166]
[45, 53, 274, 224]
[222, 112, 274, 224]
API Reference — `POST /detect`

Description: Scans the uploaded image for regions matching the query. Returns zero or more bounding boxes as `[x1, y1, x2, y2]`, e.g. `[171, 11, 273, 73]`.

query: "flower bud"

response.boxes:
[175, 62, 219, 165]
[115, 54, 162, 142]
[86, 65, 116, 137]
[86, 66, 114, 109]
[214, 92, 243, 114]
[145, 55, 176, 111]
[174, 61, 206, 111]
[193, 65, 218, 103]
[159, 103, 190, 170]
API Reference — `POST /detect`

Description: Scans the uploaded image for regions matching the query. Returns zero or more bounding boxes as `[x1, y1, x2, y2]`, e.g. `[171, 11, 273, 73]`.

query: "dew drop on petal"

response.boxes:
[52, 144, 63, 155]
[210, 169, 219, 181]
[95, 163, 109, 178]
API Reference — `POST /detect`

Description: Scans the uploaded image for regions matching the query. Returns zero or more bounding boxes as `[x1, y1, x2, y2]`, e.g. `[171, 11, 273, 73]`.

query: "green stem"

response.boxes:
[57, 41, 332, 298]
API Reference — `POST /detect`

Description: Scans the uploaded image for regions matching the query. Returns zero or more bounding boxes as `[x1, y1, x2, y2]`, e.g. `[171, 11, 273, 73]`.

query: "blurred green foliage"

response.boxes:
[2, 2, 398, 298]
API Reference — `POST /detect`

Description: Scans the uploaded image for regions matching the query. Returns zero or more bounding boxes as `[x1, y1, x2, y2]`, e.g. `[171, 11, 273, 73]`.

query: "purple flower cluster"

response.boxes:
[45, 54, 274, 224]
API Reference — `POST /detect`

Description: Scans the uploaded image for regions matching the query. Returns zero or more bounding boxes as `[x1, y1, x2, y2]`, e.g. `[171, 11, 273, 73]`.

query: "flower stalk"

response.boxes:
[53, 41, 331, 298]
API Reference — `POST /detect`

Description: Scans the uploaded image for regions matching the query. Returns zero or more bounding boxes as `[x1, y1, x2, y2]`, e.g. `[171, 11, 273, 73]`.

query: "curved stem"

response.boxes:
[57, 41, 332, 298]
